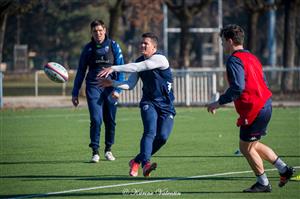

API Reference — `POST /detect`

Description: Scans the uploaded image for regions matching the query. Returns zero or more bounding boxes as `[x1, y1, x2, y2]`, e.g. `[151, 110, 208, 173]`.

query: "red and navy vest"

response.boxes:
[232, 51, 272, 126]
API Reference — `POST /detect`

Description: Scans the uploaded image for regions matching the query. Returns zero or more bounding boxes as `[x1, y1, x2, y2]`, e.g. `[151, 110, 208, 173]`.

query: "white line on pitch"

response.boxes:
[9, 166, 300, 199]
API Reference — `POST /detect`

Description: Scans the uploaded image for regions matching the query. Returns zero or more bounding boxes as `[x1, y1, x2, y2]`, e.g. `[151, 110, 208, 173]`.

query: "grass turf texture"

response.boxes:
[0, 107, 299, 198]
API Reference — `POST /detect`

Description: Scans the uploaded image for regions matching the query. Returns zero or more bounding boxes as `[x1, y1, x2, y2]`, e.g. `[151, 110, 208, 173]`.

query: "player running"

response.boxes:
[207, 24, 295, 192]
[98, 32, 176, 177]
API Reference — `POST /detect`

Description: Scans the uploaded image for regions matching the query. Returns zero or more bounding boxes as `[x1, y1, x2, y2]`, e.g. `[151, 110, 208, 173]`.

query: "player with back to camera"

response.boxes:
[207, 24, 295, 193]
[98, 32, 176, 177]
[72, 19, 125, 163]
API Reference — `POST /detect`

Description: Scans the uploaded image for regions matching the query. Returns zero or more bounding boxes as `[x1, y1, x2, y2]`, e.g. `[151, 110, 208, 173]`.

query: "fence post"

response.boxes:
[0, 72, 3, 108]
[35, 71, 38, 96]
[185, 71, 190, 106]
[211, 73, 219, 101]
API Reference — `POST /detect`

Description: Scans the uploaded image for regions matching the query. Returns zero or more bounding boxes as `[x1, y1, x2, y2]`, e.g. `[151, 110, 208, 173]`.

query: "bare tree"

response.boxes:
[281, 0, 298, 92]
[165, 0, 212, 68]
[105, 0, 164, 60]
[0, 0, 37, 63]
[0, 1, 13, 63]
[118, 0, 164, 60]
[107, 0, 125, 39]
[126, 0, 164, 33]
[241, 0, 278, 54]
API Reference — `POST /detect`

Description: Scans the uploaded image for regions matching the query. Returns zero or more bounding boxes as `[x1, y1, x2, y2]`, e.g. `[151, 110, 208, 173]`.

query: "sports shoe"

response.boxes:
[279, 166, 295, 187]
[234, 149, 243, 156]
[129, 159, 140, 177]
[143, 162, 157, 177]
[90, 154, 100, 163]
[243, 182, 272, 193]
[104, 151, 116, 161]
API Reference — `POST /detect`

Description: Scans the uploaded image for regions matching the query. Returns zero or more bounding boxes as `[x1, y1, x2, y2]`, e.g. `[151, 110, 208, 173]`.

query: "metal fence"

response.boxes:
[117, 71, 219, 106]
[1, 67, 300, 107]
[32, 69, 219, 106]
[118, 67, 300, 106]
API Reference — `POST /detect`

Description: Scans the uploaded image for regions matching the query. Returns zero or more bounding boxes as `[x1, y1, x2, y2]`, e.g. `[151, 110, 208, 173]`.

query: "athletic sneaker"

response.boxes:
[243, 182, 272, 193]
[104, 151, 116, 161]
[143, 162, 157, 177]
[129, 159, 140, 177]
[90, 154, 100, 163]
[279, 166, 295, 187]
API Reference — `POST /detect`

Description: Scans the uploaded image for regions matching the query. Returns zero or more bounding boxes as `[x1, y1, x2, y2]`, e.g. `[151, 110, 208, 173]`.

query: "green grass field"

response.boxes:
[0, 107, 299, 198]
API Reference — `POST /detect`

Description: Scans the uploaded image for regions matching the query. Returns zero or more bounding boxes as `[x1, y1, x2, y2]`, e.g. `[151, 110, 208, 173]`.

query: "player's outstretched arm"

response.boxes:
[98, 54, 169, 78]
[99, 73, 139, 90]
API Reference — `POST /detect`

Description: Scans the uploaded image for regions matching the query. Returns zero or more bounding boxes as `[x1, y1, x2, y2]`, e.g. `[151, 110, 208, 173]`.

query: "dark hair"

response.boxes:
[220, 24, 244, 45]
[90, 19, 106, 30]
[142, 32, 158, 47]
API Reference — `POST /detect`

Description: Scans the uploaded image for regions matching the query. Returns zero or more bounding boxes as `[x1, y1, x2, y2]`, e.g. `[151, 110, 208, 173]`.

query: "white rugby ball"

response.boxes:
[44, 62, 68, 83]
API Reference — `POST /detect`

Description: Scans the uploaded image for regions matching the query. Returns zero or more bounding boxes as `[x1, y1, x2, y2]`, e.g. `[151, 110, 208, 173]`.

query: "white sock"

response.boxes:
[257, 173, 269, 186]
[273, 157, 287, 174]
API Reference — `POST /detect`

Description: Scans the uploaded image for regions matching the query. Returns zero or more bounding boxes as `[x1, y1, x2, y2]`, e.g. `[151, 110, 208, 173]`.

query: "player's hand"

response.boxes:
[98, 78, 113, 88]
[206, 101, 220, 114]
[112, 91, 120, 99]
[98, 67, 114, 78]
[72, 96, 79, 107]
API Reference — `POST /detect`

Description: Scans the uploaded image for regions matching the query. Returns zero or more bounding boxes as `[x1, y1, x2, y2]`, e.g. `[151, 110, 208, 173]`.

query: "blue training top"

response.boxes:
[72, 36, 125, 97]
[135, 53, 176, 116]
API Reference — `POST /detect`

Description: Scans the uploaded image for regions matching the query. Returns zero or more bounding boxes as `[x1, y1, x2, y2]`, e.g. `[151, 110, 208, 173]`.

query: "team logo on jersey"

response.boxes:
[249, 137, 257, 141]
[95, 56, 109, 64]
[142, 104, 149, 111]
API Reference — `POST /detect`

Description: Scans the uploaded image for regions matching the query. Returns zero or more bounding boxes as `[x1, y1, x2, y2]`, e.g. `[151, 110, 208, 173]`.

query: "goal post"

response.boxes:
[34, 70, 74, 96]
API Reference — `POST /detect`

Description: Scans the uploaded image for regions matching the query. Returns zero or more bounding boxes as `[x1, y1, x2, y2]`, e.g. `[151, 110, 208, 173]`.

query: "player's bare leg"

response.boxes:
[255, 142, 277, 163]
[244, 141, 295, 187]
[239, 140, 271, 192]
[239, 140, 265, 175]
[256, 143, 296, 187]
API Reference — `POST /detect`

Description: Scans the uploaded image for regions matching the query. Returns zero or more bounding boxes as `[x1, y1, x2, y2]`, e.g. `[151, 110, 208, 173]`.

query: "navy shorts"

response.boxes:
[239, 99, 272, 142]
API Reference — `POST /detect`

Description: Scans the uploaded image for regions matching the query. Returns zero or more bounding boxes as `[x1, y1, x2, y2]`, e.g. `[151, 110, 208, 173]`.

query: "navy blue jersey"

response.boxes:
[72, 36, 124, 97]
[135, 54, 176, 116]
[218, 51, 245, 105]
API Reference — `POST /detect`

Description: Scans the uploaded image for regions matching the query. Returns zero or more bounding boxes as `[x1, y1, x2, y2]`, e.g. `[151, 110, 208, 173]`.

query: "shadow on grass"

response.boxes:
[153, 155, 300, 158]
[0, 174, 279, 181]
[0, 190, 246, 198]
[2, 175, 296, 198]
[1, 155, 298, 165]
[0, 159, 128, 165]
[0, 192, 123, 198]
[0, 160, 86, 165]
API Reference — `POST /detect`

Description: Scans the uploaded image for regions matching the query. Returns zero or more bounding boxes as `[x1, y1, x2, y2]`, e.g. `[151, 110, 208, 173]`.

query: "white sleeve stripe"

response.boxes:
[111, 54, 169, 73]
